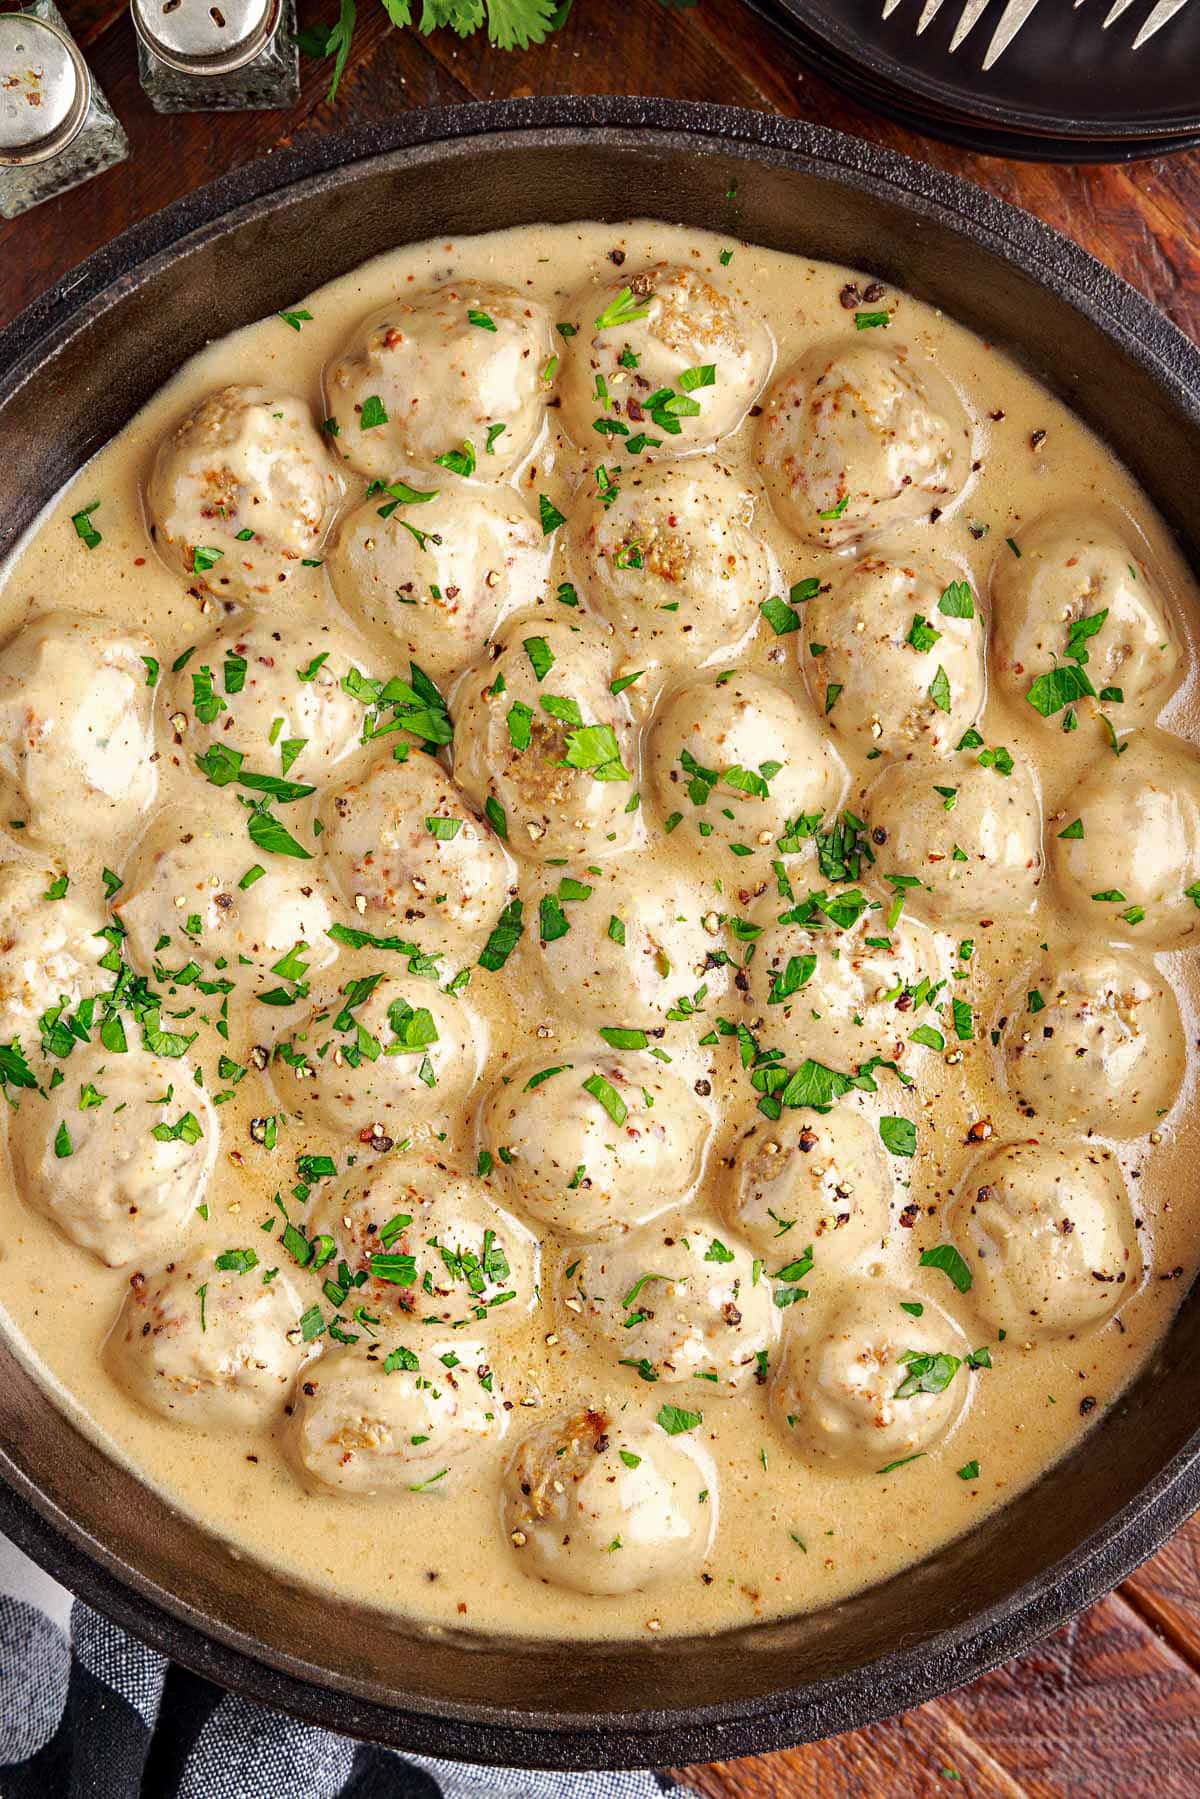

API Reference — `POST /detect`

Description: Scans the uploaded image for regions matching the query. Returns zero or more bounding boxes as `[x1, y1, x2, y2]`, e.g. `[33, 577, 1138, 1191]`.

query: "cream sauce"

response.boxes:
[0, 219, 1198, 1644]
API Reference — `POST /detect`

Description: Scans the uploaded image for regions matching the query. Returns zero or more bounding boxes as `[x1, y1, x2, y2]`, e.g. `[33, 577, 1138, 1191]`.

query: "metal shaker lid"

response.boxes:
[0, 12, 90, 167]
[131, 0, 280, 76]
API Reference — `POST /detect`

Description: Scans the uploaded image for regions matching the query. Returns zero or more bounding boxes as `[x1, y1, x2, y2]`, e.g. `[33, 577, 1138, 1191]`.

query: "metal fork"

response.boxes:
[881, 0, 1193, 65]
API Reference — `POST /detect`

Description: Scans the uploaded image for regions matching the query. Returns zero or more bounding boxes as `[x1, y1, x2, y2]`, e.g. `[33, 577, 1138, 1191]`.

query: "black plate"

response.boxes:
[747, 0, 1200, 161]
[2, 100, 1200, 1770]
[771, 0, 1200, 142]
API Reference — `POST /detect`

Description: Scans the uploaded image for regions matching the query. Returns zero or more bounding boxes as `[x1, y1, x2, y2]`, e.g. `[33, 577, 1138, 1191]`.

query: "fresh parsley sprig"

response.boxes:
[299, 0, 695, 104]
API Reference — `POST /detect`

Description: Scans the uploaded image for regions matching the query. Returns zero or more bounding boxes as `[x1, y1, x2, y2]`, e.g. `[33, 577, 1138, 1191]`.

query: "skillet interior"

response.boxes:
[0, 97, 1199, 1769]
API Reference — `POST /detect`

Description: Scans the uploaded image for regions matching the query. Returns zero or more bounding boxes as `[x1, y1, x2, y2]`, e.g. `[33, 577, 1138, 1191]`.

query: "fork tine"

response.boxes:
[881, 0, 906, 17]
[982, 0, 1045, 61]
[1132, 0, 1192, 43]
[949, 0, 992, 50]
[1102, 0, 1138, 22]
[917, 0, 950, 29]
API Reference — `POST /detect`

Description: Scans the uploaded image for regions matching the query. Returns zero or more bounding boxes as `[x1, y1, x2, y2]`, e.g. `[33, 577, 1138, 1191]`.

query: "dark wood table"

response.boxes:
[3, 2, 1200, 1790]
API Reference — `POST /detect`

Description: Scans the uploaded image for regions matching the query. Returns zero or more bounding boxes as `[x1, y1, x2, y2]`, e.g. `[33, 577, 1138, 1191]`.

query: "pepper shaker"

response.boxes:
[0, 2, 128, 222]
[132, 0, 299, 113]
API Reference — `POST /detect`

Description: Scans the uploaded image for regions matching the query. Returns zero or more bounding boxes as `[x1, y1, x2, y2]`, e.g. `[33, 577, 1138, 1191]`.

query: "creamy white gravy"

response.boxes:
[0, 219, 1198, 1645]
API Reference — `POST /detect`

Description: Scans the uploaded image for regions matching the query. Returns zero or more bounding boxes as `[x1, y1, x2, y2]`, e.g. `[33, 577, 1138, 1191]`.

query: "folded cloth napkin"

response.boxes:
[0, 1536, 695, 1798]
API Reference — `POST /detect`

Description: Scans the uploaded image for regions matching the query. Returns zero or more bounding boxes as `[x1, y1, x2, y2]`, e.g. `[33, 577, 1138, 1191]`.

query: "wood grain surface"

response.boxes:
[2, 2, 1199, 1791]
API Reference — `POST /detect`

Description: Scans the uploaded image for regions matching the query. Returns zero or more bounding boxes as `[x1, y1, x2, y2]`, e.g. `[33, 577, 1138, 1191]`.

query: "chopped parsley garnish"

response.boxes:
[656, 1403, 702, 1436]
[478, 899, 523, 973]
[538, 494, 566, 535]
[919, 1243, 973, 1293]
[523, 636, 555, 683]
[928, 665, 952, 713]
[430, 433, 474, 477]
[894, 1350, 961, 1399]
[879, 1115, 917, 1157]
[906, 614, 942, 653]
[595, 287, 652, 332]
[70, 500, 102, 550]
[582, 1070, 627, 1127]
[761, 595, 802, 636]
[937, 581, 975, 619]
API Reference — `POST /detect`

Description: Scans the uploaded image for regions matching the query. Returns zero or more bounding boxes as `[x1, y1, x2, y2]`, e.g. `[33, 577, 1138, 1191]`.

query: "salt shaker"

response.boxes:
[132, 0, 299, 113]
[0, 2, 128, 222]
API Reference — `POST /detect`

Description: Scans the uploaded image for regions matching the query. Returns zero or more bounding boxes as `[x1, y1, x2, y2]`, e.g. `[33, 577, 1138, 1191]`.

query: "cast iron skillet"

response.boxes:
[1, 97, 1199, 1772]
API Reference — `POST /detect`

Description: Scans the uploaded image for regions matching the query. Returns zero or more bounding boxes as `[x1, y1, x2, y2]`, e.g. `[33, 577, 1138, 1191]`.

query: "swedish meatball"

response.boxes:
[771, 1284, 970, 1472]
[801, 558, 985, 759]
[274, 976, 486, 1142]
[950, 1139, 1140, 1338]
[107, 1261, 312, 1429]
[1051, 733, 1200, 949]
[286, 1341, 503, 1495]
[10, 1048, 216, 1266]
[324, 283, 552, 481]
[147, 385, 340, 600]
[647, 671, 846, 864]
[571, 460, 774, 668]
[483, 1053, 709, 1239]
[865, 753, 1043, 927]
[321, 753, 513, 963]
[304, 1155, 538, 1335]
[328, 486, 548, 684]
[992, 510, 1181, 724]
[117, 806, 337, 988]
[565, 1219, 777, 1394]
[0, 612, 157, 851]
[161, 620, 371, 776]
[997, 949, 1184, 1138]
[512, 861, 731, 1032]
[750, 905, 950, 1075]
[0, 862, 107, 1046]
[726, 1106, 892, 1272]
[755, 341, 973, 549]
[451, 617, 640, 862]
[559, 265, 773, 456]
[503, 1406, 714, 1595]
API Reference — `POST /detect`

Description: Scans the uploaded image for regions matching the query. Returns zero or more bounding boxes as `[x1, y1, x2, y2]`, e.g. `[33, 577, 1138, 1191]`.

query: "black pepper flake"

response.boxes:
[1079, 1396, 1096, 1416]
[1030, 429, 1047, 449]
[608, 249, 626, 265]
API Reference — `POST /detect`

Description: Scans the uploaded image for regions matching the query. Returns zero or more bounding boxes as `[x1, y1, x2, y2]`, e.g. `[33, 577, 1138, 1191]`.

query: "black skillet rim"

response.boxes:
[1, 97, 1200, 1770]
